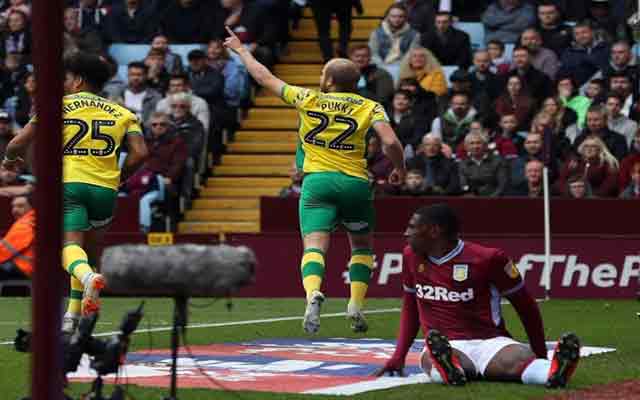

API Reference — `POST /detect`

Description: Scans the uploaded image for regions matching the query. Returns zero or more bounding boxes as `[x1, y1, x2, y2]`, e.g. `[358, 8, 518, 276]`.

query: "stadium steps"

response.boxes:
[178, 0, 387, 234]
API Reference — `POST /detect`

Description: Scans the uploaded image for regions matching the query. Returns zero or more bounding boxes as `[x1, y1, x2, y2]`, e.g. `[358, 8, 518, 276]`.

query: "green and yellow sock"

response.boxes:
[348, 249, 374, 310]
[67, 276, 83, 316]
[301, 248, 325, 301]
[63, 243, 94, 286]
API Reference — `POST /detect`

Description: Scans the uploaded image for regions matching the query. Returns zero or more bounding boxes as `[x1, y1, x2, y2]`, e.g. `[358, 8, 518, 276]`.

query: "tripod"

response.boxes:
[163, 296, 188, 400]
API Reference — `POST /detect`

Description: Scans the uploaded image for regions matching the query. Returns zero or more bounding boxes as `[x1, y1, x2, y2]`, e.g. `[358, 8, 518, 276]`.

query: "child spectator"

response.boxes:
[487, 39, 510, 75]
[384, 169, 430, 196]
[619, 162, 640, 199]
[566, 174, 593, 199]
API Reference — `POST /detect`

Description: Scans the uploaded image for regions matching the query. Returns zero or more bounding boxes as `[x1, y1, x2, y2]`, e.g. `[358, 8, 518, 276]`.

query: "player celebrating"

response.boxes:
[224, 28, 406, 334]
[375, 204, 580, 388]
[2, 53, 148, 332]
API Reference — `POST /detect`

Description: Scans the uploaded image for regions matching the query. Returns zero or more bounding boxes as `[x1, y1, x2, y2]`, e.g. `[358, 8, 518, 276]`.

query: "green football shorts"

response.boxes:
[63, 182, 117, 232]
[299, 172, 375, 236]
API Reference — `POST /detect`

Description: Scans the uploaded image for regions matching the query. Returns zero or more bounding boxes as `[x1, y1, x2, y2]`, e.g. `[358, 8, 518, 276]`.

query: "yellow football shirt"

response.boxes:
[32, 91, 142, 190]
[281, 85, 389, 180]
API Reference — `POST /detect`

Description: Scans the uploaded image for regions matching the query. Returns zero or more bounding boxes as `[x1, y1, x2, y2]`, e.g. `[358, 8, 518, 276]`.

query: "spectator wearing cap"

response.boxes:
[438, 69, 491, 117]
[186, 49, 225, 108]
[103, 0, 157, 43]
[396, 0, 435, 34]
[570, 105, 628, 161]
[150, 34, 184, 75]
[470, 49, 503, 101]
[144, 48, 171, 95]
[494, 75, 535, 132]
[559, 21, 610, 87]
[535, 1, 573, 57]
[588, 41, 639, 95]
[482, 0, 536, 45]
[349, 44, 394, 104]
[0, 110, 13, 157]
[407, 133, 461, 195]
[419, 11, 472, 69]
[369, 4, 420, 82]
[458, 131, 509, 197]
[431, 92, 477, 150]
[156, 74, 210, 134]
[159, 0, 214, 44]
[606, 93, 637, 147]
[520, 28, 560, 80]
[398, 47, 447, 97]
[507, 46, 553, 102]
[619, 129, 640, 191]
[0, 10, 31, 61]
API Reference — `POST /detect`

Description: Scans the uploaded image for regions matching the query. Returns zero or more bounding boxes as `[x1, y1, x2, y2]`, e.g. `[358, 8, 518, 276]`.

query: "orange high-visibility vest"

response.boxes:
[0, 209, 35, 277]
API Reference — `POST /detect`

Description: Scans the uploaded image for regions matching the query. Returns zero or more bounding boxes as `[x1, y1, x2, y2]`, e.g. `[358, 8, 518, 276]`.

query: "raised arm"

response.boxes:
[2, 122, 36, 171]
[223, 26, 285, 97]
[373, 121, 406, 185]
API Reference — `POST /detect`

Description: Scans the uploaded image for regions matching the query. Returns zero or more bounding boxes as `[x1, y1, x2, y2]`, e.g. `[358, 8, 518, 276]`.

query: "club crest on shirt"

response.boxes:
[505, 261, 520, 279]
[452, 264, 468, 282]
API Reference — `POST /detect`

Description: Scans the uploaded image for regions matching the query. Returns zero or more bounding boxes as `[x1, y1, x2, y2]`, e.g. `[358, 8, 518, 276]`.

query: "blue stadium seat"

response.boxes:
[455, 22, 485, 50]
[504, 43, 515, 60]
[170, 44, 206, 66]
[108, 44, 150, 66]
[117, 64, 129, 82]
[443, 65, 457, 86]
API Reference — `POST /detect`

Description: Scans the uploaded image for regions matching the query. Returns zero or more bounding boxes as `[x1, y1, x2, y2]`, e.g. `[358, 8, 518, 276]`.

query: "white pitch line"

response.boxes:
[0, 308, 401, 345]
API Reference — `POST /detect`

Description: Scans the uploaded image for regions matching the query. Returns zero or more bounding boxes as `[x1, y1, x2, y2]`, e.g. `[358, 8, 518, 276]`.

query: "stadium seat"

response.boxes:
[455, 22, 485, 50]
[108, 44, 150, 66]
[443, 65, 458, 86]
[117, 64, 129, 82]
[170, 44, 205, 66]
[504, 43, 515, 60]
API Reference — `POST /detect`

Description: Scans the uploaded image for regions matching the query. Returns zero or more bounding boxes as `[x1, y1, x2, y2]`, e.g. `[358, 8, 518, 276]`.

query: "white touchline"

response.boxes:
[0, 298, 548, 345]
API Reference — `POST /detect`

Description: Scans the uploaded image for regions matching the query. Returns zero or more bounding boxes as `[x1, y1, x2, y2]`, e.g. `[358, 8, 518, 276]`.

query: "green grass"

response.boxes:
[0, 298, 638, 399]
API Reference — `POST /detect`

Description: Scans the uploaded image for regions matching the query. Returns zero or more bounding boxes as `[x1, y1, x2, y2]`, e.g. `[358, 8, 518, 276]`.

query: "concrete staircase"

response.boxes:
[178, 0, 389, 234]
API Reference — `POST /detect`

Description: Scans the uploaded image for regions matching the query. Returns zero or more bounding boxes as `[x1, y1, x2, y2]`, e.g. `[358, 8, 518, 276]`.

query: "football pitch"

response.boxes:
[0, 297, 638, 399]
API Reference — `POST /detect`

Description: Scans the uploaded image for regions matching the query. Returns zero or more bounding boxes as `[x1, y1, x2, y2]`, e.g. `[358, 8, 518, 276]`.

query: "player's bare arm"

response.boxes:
[373, 121, 406, 185]
[2, 122, 36, 171]
[223, 26, 285, 97]
[121, 134, 149, 181]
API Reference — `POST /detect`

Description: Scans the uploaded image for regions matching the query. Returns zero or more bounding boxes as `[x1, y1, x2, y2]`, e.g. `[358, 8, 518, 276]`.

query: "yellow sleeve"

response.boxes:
[281, 84, 313, 108]
[420, 70, 447, 97]
[371, 102, 390, 125]
[126, 114, 143, 136]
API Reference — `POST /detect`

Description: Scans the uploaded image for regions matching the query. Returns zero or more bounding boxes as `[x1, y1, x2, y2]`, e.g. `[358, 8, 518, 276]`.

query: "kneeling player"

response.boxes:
[376, 204, 580, 388]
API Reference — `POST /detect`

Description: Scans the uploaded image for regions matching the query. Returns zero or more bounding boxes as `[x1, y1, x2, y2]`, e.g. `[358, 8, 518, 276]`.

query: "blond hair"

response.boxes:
[398, 47, 441, 82]
[578, 136, 619, 171]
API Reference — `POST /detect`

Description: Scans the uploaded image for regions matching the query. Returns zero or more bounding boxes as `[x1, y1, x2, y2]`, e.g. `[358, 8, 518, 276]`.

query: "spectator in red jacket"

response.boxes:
[494, 75, 535, 131]
[620, 161, 640, 199]
[619, 129, 640, 191]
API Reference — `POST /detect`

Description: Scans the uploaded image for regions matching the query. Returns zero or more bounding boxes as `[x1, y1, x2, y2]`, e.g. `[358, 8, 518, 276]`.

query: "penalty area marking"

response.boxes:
[0, 298, 548, 345]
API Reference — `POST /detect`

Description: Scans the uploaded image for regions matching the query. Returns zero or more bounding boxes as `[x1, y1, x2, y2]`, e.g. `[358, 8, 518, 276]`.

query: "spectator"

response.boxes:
[407, 133, 461, 195]
[419, 11, 472, 69]
[584, 78, 606, 104]
[156, 74, 210, 134]
[555, 135, 619, 197]
[384, 168, 430, 196]
[366, 134, 393, 191]
[541, 96, 578, 136]
[150, 34, 183, 74]
[0, 109, 13, 157]
[12, 71, 34, 128]
[487, 39, 511, 74]
[168, 92, 205, 169]
[144, 48, 171, 95]
[606, 93, 637, 147]
[396, 0, 435, 34]
[397, 77, 438, 138]
[0, 0, 30, 22]
[470, 49, 503, 100]
[619, 161, 640, 199]
[104, 0, 157, 43]
[510, 131, 558, 193]
[487, 114, 522, 158]
[73, 0, 109, 33]
[557, 75, 591, 128]
[566, 175, 592, 198]
[520, 27, 560, 79]
[0, 10, 31, 61]
[185, 49, 225, 108]
[431, 92, 477, 149]
[217, 0, 277, 69]
[587, 0, 627, 43]
[507, 159, 544, 197]
[619, 128, 640, 191]
[63, 7, 104, 54]
[535, 1, 573, 57]
[589, 41, 639, 94]
[207, 39, 249, 108]
[458, 131, 509, 197]
[349, 44, 394, 104]
[482, 0, 536, 45]
[369, 4, 420, 81]
[494, 74, 535, 132]
[279, 162, 303, 198]
[398, 47, 447, 97]
[570, 105, 628, 160]
[305, 0, 353, 62]
[507, 46, 553, 101]
[388, 90, 420, 151]
[159, 0, 212, 44]
[608, 71, 634, 117]
[0, 194, 34, 281]
[114, 61, 162, 123]
[438, 69, 491, 117]
[530, 111, 573, 161]
[559, 21, 610, 87]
